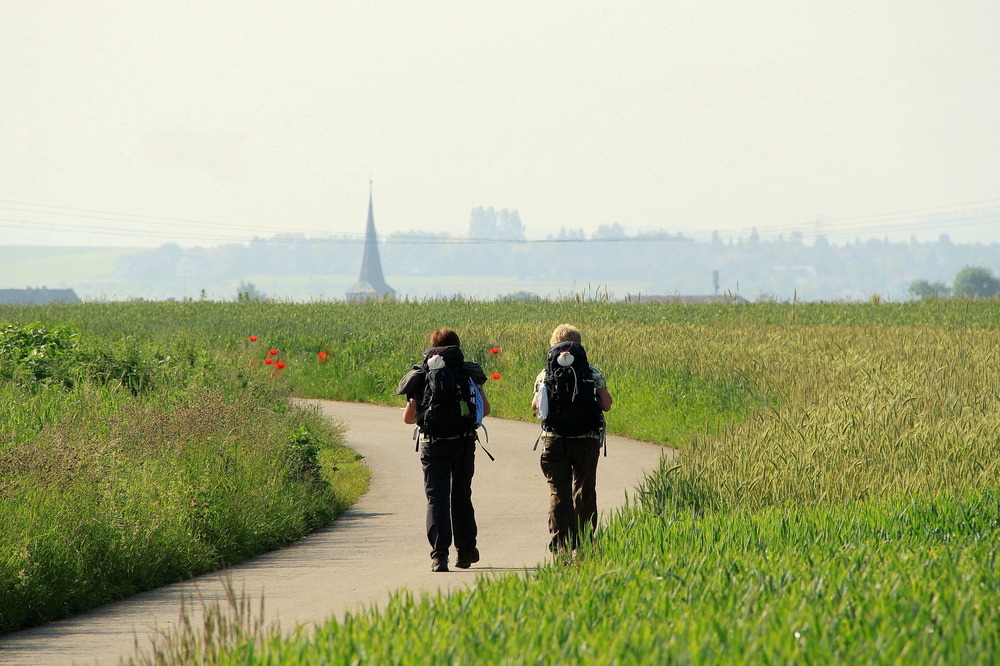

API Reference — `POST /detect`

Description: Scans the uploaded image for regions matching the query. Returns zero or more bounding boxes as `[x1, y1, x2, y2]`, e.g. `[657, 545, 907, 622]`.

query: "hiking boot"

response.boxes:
[455, 548, 480, 569]
[431, 557, 449, 573]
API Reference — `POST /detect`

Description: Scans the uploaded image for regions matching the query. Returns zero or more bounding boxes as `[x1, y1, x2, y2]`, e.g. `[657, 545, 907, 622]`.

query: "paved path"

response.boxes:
[0, 401, 669, 665]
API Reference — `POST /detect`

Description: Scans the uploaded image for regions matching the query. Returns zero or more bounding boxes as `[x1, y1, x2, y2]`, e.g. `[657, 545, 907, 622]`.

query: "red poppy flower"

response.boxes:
[248, 335, 257, 342]
[491, 373, 501, 380]
[264, 358, 273, 364]
[317, 351, 328, 361]
[490, 347, 500, 354]
[276, 361, 285, 369]
[269, 349, 278, 355]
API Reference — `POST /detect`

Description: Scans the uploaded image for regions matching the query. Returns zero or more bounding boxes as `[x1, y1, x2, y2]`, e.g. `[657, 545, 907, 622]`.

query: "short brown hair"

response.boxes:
[430, 328, 461, 347]
[549, 324, 582, 347]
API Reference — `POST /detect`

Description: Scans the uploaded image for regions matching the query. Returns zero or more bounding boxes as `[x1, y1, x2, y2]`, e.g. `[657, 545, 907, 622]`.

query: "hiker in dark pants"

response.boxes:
[532, 324, 613, 554]
[398, 328, 490, 573]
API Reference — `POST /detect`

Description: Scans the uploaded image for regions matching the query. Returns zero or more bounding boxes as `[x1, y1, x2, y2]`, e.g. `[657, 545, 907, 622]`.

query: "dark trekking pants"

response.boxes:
[539, 433, 601, 552]
[420, 434, 477, 561]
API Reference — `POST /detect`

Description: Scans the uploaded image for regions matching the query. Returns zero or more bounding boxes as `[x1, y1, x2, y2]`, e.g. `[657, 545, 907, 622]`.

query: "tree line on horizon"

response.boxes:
[909, 265, 1000, 299]
[112, 207, 1000, 302]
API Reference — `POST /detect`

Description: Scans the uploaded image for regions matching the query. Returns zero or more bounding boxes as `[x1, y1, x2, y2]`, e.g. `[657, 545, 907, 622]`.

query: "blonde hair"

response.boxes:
[549, 324, 582, 347]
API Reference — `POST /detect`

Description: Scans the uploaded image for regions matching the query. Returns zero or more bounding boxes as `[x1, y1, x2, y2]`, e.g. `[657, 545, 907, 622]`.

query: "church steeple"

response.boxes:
[346, 183, 395, 300]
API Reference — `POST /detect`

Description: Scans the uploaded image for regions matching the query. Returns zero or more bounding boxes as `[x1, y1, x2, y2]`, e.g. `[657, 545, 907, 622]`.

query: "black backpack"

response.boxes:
[416, 345, 478, 439]
[541, 341, 604, 437]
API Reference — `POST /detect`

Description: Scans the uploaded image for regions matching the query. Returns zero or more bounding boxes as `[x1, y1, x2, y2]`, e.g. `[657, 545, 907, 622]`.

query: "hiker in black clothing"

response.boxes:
[397, 328, 490, 573]
[532, 324, 613, 554]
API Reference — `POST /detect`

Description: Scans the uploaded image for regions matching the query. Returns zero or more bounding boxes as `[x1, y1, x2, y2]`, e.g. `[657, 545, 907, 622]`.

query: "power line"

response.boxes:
[736, 198, 1000, 241]
[0, 197, 997, 247]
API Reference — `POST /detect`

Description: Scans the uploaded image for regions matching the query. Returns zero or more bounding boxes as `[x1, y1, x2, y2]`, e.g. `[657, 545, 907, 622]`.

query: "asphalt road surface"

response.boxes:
[0, 401, 669, 665]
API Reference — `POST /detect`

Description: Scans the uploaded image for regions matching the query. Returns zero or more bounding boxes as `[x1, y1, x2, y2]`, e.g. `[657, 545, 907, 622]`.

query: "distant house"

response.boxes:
[0, 287, 80, 305]
[345, 185, 396, 301]
[626, 293, 748, 304]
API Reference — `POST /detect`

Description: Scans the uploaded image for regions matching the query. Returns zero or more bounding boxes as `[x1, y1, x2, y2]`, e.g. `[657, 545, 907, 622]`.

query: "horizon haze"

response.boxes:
[2, 2, 999, 249]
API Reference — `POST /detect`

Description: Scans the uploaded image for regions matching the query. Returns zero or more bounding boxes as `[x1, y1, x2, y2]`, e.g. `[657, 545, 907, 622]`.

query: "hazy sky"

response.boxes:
[2, 1, 999, 248]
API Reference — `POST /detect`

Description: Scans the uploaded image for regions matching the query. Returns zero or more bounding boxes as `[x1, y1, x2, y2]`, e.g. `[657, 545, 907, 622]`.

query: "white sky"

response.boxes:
[2, 1, 999, 248]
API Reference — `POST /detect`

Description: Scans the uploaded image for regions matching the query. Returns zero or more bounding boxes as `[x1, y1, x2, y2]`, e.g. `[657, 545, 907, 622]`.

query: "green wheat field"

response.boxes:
[1, 299, 998, 664]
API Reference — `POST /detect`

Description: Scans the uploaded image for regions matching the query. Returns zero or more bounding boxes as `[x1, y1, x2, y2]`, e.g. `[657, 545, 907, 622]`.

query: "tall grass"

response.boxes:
[134, 578, 278, 666]
[0, 325, 368, 634]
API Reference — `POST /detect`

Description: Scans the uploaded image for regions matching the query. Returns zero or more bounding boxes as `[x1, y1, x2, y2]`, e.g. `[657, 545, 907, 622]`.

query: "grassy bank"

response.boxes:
[0, 322, 368, 634]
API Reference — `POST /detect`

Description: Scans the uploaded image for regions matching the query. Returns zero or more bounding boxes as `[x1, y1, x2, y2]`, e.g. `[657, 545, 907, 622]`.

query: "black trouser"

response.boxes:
[539, 433, 601, 551]
[420, 434, 477, 561]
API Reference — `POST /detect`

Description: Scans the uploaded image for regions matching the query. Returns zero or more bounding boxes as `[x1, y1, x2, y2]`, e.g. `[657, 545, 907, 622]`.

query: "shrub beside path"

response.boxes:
[0, 401, 668, 665]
